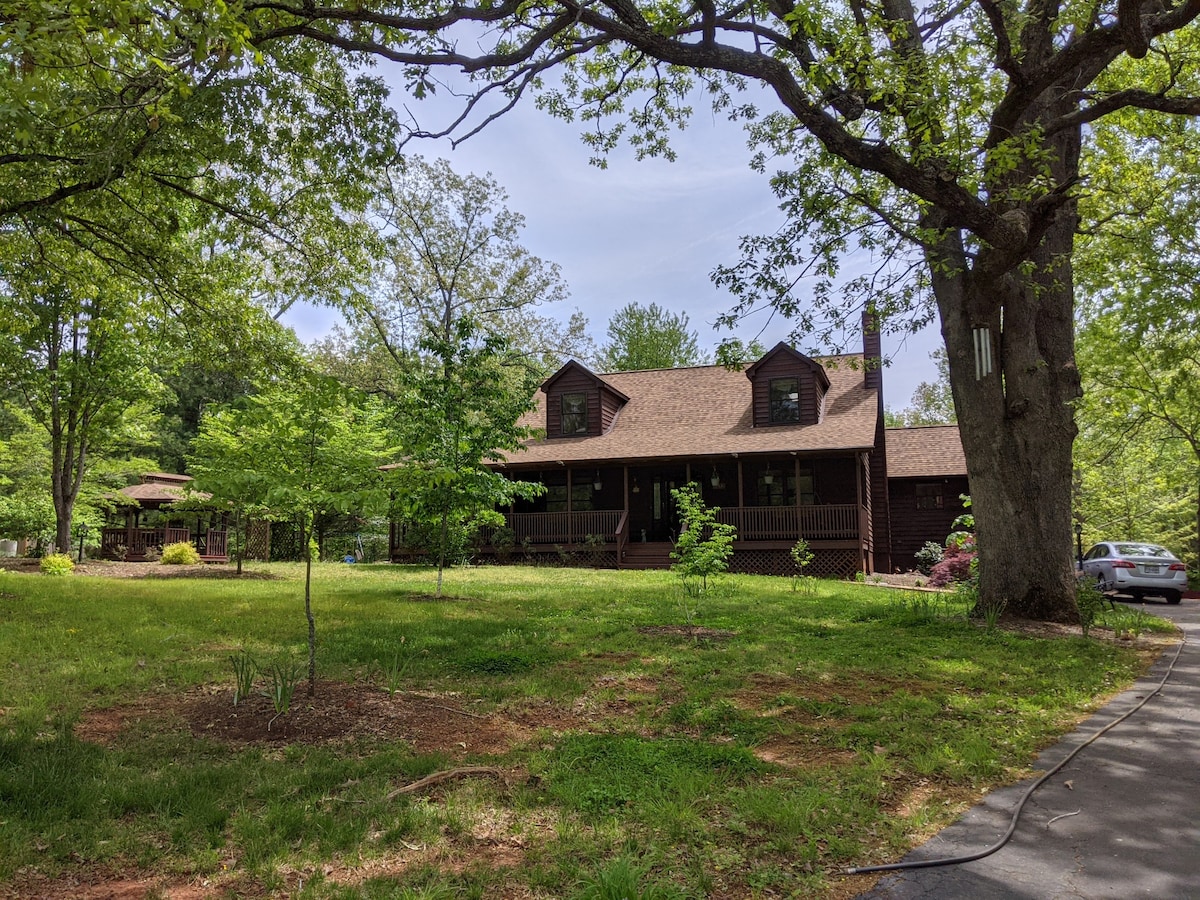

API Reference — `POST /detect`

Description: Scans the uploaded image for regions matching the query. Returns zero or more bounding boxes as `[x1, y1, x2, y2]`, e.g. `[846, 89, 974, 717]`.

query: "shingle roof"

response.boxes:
[885, 425, 967, 478]
[502, 355, 878, 466]
[114, 474, 210, 506]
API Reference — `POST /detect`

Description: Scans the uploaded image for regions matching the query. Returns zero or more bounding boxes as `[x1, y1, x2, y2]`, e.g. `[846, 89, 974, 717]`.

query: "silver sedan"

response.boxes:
[1081, 541, 1188, 604]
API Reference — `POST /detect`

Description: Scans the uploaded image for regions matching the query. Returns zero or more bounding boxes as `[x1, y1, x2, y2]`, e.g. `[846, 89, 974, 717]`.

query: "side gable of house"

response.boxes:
[541, 360, 630, 439]
[744, 342, 832, 428]
[885, 425, 969, 569]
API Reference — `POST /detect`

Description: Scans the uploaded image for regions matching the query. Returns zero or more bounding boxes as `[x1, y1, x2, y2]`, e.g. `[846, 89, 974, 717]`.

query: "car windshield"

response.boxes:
[1113, 543, 1172, 558]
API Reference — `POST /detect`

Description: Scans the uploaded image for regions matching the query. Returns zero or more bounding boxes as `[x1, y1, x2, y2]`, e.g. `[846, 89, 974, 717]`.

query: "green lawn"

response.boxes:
[0, 563, 1168, 898]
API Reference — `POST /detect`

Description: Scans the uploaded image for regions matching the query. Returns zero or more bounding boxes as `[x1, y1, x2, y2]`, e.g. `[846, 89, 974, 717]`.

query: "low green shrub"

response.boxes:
[160, 541, 201, 565]
[39, 553, 74, 576]
[914, 541, 944, 576]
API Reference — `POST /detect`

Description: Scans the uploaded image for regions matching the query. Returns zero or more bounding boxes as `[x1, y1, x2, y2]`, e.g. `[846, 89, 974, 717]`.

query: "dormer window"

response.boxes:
[745, 344, 829, 428]
[769, 377, 801, 423]
[561, 392, 588, 435]
[541, 360, 629, 438]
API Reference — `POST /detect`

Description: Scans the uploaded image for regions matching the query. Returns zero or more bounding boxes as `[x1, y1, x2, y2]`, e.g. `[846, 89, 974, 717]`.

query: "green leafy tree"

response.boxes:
[714, 337, 769, 370]
[670, 483, 737, 604]
[357, 157, 578, 383]
[1072, 112, 1200, 566]
[1076, 321, 1200, 565]
[0, 263, 163, 551]
[886, 350, 956, 428]
[261, 0, 1200, 622]
[598, 303, 707, 372]
[390, 318, 544, 597]
[0, 403, 54, 544]
[2, 1, 396, 314]
[189, 371, 392, 694]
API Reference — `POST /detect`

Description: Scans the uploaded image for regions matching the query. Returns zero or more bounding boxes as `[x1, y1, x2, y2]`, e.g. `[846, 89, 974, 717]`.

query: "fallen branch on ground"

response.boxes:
[386, 766, 504, 799]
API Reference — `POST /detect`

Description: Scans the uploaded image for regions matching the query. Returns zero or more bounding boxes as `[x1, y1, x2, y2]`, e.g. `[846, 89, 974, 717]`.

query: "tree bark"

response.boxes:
[303, 511, 317, 696]
[930, 207, 1082, 622]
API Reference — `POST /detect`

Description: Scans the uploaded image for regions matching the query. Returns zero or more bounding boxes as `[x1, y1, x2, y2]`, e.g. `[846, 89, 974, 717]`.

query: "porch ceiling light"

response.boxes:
[711, 465, 721, 488]
[593, 469, 603, 490]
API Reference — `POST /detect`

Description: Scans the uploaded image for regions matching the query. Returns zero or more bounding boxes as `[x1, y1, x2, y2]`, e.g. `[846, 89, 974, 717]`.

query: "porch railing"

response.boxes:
[491, 504, 861, 546]
[202, 529, 228, 559]
[615, 509, 629, 561]
[504, 510, 623, 545]
[165, 526, 191, 545]
[715, 504, 860, 541]
[99, 526, 229, 560]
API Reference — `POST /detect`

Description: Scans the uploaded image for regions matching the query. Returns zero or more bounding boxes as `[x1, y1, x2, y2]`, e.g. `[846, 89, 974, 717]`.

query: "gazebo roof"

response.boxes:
[112, 474, 210, 508]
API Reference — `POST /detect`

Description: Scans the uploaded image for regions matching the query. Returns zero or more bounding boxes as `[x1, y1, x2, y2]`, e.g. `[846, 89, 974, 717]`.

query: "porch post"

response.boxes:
[566, 466, 573, 543]
[856, 453, 868, 574]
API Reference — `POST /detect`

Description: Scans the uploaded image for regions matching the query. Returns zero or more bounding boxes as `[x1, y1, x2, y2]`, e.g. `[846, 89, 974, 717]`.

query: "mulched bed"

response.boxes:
[0, 559, 277, 579]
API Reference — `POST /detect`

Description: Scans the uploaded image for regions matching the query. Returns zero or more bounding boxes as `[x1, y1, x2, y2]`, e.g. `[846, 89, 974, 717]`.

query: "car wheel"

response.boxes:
[1165, 591, 1182, 605]
[1096, 575, 1109, 593]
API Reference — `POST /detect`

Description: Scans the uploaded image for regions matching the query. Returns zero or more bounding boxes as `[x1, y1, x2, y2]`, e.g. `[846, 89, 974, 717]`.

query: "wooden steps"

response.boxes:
[621, 542, 673, 569]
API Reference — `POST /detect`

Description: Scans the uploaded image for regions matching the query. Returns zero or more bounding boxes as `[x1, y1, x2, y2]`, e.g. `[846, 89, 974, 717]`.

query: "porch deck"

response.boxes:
[438, 503, 870, 577]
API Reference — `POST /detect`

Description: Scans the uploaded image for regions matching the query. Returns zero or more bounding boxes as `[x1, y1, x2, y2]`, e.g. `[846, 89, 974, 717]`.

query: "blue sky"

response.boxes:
[281, 77, 943, 411]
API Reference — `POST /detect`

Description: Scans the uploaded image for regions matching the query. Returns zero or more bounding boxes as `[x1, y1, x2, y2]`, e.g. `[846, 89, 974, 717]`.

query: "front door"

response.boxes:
[628, 467, 687, 542]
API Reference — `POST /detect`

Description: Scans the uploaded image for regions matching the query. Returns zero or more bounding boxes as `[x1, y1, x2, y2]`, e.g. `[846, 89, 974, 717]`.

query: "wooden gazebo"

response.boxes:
[99, 473, 229, 562]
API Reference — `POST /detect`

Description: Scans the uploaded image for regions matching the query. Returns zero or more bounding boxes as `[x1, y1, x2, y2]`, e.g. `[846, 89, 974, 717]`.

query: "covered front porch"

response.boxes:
[468, 454, 875, 577]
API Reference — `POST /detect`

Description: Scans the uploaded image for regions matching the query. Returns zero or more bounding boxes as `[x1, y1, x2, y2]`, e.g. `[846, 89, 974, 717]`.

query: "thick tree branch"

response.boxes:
[976, 0, 1022, 81]
[1047, 89, 1200, 133]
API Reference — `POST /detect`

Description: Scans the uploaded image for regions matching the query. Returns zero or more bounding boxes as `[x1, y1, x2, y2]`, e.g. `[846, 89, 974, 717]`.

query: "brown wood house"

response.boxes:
[388, 321, 968, 577]
[885, 426, 970, 570]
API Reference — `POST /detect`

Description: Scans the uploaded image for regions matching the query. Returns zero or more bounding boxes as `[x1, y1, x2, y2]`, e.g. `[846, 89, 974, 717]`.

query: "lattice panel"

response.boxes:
[245, 520, 271, 561]
[729, 550, 792, 576]
[509, 550, 621, 569]
[269, 521, 303, 562]
[810, 549, 862, 580]
[729, 548, 863, 579]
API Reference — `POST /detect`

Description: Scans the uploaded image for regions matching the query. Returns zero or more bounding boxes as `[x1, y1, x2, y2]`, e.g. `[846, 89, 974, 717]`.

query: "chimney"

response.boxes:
[862, 309, 882, 394]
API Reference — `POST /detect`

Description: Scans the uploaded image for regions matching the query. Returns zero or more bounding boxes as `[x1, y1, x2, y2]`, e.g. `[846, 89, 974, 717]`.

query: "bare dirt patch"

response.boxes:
[752, 738, 858, 769]
[636, 624, 737, 642]
[76, 681, 536, 755]
[58, 681, 569, 900]
[0, 868, 266, 900]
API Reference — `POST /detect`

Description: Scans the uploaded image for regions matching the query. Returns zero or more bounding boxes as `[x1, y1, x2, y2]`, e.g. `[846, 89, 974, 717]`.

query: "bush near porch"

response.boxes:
[0, 563, 1167, 898]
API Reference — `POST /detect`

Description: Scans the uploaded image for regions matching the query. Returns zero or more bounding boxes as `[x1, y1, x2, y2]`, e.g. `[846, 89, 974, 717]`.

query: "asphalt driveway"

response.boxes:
[858, 599, 1200, 899]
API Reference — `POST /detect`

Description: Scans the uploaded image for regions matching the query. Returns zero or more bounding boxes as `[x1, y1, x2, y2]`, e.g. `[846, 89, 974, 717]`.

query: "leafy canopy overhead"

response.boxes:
[209, 0, 1200, 341]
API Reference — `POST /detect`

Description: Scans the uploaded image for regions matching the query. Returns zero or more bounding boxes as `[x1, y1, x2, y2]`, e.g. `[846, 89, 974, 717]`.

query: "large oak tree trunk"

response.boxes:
[930, 203, 1082, 622]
